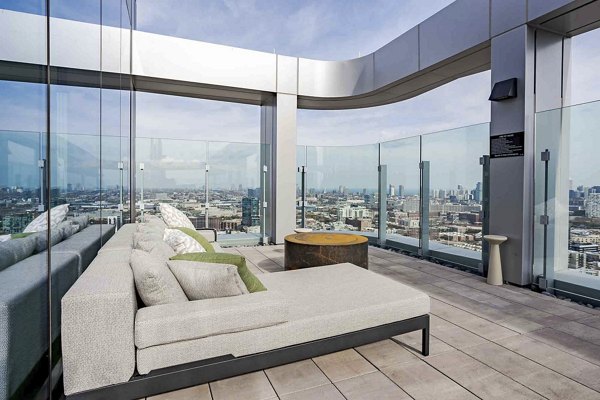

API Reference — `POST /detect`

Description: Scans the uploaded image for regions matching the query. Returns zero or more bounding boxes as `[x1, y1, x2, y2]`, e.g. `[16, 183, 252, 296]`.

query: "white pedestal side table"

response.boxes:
[484, 235, 508, 286]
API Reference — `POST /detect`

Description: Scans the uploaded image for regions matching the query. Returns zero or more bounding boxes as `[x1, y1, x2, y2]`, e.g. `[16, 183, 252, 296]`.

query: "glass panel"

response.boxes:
[535, 101, 600, 302]
[380, 136, 421, 246]
[0, 84, 49, 399]
[208, 141, 261, 238]
[135, 137, 208, 224]
[305, 144, 379, 233]
[421, 123, 489, 264]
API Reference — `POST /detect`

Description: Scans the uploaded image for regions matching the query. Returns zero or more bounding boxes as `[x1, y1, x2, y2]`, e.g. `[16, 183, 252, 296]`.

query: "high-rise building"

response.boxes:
[388, 184, 395, 197]
[474, 182, 482, 203]
[241, 197, 260, 226]
[586, 193, 600, 218]
[398, 185, 405, 197]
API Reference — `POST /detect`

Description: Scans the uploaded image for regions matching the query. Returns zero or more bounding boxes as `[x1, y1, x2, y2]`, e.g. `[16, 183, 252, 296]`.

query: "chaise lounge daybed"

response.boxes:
[61, 222, 430, 399]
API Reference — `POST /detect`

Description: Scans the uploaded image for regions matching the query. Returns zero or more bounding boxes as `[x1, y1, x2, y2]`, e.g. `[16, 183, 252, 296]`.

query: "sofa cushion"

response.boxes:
[159, 203, 195, 230]
[163, 229, 205, 255]
[170, 252, 266, 293]
[175, 227, 214, 253]
[135, 290, 288, 349]
[0, 234, 38, 272]
[69, 215, 89, 232]
[23, 204, 69, 233]
[168, 260, 247, 300]
[33, 229, 63, 253]
[133, 236, 175, 261]
[130, 249, 188, 307]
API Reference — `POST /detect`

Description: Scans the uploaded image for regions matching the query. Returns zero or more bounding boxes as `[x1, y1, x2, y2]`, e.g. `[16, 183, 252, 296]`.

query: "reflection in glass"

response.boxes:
[380, 136, 421, 242]
[304, 144, 379, 233]
[421, 124, 489, 258]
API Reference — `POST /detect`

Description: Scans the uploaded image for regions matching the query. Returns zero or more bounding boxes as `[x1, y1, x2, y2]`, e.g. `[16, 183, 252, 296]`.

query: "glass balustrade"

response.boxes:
[534, 100, 600, 304]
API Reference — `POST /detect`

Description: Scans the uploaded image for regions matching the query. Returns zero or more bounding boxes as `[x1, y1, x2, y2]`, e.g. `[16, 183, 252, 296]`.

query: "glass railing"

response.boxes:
[296, 123, 490, 269]
[135, 137, 263, 245]
[534, 100, 600, 304]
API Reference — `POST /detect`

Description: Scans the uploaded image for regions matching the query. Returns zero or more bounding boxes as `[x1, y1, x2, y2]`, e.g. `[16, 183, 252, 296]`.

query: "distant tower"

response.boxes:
[388, 184, 395, 197]
[398, 185, 405, 197]
[242, 197, 260, 226]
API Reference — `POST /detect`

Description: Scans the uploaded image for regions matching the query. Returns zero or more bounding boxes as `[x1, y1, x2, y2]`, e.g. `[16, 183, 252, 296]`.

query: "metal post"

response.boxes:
[204, 163, 210, 229]
[378, 164, 387, 246]
[300, 166, 306, 228]
[139, 162, 144, 223]
[420, 161, 430, 256]
[261, 165, 269, 244]
[38, 159, 46, 212]
[480, 155, 490, 275]
[540, 149, 551, 289]
[118, 161, 124, 229]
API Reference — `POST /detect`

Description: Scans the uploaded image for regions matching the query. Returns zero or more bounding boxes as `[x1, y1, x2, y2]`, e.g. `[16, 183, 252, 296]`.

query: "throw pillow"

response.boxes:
[168, 260, 248, 300]
[170, 252, 267, 293]
[130, 249, 188, 306]
[24, 204, 69, 233]
[0, 234, 39, 272]
[134, 236, 176, 260]
[163, 228, 205, 254]
[159, 203, 195, 230]
[175, 227, 215, 253]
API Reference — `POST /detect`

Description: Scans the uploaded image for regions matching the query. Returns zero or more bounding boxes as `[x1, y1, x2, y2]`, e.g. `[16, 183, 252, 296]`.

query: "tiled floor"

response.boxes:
[144, 245, 600, 400]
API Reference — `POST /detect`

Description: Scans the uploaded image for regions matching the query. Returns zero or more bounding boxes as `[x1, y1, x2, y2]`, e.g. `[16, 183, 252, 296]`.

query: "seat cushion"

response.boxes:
[136, 263, 430, 374]
[135, 290, 288, 349]
[0, 234, 38, 272]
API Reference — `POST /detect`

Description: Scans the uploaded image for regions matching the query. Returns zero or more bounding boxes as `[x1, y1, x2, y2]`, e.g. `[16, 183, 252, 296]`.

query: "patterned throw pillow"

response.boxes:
[24, 204, 69, 233]
[163, 228, 205, 254]
[159, 203, 195, 230]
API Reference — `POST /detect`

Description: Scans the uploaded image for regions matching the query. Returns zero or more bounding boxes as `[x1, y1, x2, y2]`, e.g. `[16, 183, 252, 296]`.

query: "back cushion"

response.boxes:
[130, 249, 188, 306]
[0, 235, 38, 272]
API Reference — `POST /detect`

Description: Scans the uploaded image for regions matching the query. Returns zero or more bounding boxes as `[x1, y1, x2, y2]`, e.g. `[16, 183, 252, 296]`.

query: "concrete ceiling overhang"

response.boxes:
[0, 0, 599, 110]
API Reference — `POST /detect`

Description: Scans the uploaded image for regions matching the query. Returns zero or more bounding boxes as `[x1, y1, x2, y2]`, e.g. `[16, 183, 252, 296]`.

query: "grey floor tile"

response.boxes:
[147, 384, 211, 400]
[528, 327, 600, 366]
[312, 349, 376, 382]
[210, 371, 276, 400]
[463, 342, 600, 400]
[280, 384, 344, 400]
[382, 359, 479, 400]
[426, 349, 544, 399]
[497, 334, 600, 393]
[393, 330, 455, 357]
[430, 315, 489, 349]
[335, 371, 411, 400]
[356, 339, 419, 369]
[265, 360, 330, 396]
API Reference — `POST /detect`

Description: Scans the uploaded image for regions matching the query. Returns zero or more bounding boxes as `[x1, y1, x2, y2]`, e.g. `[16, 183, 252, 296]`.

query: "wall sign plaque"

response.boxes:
[490, 132, 524, 158]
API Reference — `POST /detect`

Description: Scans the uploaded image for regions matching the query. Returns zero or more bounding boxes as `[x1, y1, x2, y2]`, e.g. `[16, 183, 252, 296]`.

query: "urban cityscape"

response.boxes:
[568, 184, 600, 277]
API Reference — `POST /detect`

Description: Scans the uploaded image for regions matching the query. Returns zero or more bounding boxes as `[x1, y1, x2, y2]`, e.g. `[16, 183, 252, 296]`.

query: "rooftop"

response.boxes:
[149, 245, 600, 400]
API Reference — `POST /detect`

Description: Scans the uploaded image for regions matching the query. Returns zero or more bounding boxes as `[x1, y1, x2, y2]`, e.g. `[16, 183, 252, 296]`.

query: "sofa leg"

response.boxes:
[422, 317, 430, 356]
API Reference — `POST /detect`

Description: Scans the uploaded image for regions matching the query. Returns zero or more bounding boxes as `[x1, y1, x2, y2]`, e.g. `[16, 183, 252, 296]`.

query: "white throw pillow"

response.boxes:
[163, 228, 205, 254]
[159, 203, 195, 229]
[168, 260, 248, 300]
[24, 204, 69, 233]
[130, 249, 188, 306]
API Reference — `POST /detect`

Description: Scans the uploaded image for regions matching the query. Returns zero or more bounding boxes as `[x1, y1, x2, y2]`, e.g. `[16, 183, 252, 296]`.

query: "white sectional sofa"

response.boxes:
[62, 223, 430, 399]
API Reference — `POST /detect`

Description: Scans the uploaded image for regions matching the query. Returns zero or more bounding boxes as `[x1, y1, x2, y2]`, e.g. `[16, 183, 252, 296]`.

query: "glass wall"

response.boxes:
[422, 124, 489, 260]
[295, 124, 490, 268]
[380, 136, 421, 244]
[535, 100, 600, 303]
[134, 93, 262, 243]
[302, 144, 379, 233]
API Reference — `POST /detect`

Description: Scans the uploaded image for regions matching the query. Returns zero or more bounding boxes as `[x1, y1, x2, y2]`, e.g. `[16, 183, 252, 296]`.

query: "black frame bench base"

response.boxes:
[68, 314, 430, 400]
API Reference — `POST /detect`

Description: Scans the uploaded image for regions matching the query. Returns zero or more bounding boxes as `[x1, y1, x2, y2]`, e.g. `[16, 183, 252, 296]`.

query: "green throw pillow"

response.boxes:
[11, 232, 36, 239]
[175, 227, 215, 253]
[170, 252, 267, 293]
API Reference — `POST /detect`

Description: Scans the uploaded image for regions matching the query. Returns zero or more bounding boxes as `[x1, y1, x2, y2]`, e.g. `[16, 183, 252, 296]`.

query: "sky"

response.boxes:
[1, 1, 600, 190]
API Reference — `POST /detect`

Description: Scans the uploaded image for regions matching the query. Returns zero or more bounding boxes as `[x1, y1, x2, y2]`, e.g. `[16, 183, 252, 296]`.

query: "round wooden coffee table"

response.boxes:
[284, 232, 368, 270]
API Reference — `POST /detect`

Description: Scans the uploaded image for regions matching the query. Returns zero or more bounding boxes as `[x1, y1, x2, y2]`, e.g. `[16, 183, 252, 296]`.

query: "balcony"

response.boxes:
[146, 244, 600, 399]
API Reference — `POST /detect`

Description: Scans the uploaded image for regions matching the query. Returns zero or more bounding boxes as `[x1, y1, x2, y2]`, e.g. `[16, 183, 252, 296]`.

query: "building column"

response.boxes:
[489, 25, 570, 285]
[261, 56, 298, 244]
